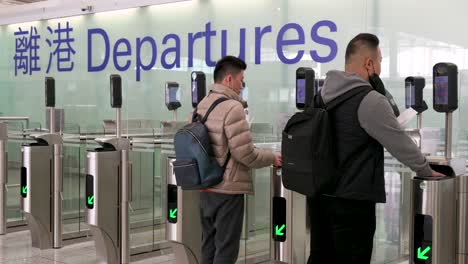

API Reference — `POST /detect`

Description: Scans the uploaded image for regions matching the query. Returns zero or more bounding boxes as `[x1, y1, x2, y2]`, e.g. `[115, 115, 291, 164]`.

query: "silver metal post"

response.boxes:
[121, 149, 130, 264]
[173, 110, 178, 122]
[446, 112, 452, 159]
[270, 167, 292, 262]
[53, 143, 62, 248]
[417, 113, 422, 130]
[116, 109, 121, 139]
[0, 123, 7, 235]
[50, 104, 62, 248]
[49, 108, 56, 133]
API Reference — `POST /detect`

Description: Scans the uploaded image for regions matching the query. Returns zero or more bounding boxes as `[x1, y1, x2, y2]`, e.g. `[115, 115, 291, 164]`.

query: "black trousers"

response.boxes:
[307, 195, 376, 264]
[200, 192, 244, 264]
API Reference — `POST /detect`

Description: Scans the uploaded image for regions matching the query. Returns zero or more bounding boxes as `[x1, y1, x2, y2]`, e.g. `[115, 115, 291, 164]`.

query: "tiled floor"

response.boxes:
[0, 230, 175, 264]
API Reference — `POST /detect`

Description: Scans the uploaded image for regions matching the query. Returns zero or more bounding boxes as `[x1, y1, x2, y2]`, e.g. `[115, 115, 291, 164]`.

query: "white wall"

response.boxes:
[0, 0, 189, 25]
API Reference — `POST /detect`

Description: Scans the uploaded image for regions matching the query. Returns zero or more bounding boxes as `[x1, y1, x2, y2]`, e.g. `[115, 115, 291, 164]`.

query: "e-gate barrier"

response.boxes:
[20, 77, 64, 249]
[398, 76, 429, 256]
[270, 67, 315, 263]
[409, 63, 468, 264]
[164, 71, 206, 264]
[85, 74, 131, 264]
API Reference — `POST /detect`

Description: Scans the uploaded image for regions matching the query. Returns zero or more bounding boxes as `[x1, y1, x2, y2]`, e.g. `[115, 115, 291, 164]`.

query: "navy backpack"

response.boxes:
[173, 97, 230, 190]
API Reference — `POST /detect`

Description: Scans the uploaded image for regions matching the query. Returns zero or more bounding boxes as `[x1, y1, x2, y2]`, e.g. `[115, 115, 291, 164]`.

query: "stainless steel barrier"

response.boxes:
[410, 175, 455, 263]
[21, 133, 63, 249]
[86, 137, 130, 264]
[270, 167, 307, 264]
[165, 154, 201, 264]
[457, 174, 468, 263]
[409, 158, 465, 264]
[0, 123, 7, 235]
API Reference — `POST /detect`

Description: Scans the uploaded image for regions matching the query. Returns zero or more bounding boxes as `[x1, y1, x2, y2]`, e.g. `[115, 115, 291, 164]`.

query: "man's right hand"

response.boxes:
[273, 153, 282, 167]
[431, 170, 446, 177]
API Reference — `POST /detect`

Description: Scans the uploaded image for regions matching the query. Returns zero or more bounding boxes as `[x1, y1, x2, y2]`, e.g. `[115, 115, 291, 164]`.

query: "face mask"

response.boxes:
[368, 62, 400, 117]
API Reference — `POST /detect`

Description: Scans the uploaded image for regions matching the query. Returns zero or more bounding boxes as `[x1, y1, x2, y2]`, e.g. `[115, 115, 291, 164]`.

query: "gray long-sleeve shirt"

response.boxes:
[321, 70, 432, 177]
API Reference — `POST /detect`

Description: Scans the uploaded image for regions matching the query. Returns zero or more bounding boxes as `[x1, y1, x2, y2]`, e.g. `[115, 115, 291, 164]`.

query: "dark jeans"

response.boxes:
[307, 195, 376, 264]
[200, 192, 244, 264]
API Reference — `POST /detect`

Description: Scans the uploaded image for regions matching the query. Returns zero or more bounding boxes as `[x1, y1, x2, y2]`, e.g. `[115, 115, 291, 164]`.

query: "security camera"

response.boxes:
[81, 5, 93, 12]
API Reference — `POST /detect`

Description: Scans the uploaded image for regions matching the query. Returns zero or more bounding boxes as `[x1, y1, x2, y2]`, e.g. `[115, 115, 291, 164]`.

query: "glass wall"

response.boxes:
[1, 0, 466, 137]
[1, 0, 468, 263]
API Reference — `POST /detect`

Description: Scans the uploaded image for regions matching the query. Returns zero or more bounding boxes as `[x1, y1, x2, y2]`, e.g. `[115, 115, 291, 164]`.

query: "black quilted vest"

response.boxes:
[326, 87, 386, 203]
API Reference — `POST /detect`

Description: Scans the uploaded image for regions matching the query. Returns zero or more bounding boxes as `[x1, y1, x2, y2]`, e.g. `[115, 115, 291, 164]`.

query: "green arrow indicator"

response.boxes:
[21, 186, 27, 195]
[169, 208, 177, 219]
[87, 196, 94, 205]
[275, 224, 286, 236]
[417, 246, 431, 260]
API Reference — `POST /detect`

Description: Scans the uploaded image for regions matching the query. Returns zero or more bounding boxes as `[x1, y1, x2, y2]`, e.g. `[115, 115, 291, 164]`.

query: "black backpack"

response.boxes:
[173, 97, 231, 190]
[281, 88, 370, 197]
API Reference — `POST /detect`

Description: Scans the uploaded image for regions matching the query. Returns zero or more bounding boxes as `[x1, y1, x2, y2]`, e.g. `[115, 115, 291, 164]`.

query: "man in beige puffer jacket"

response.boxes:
[195, 56, 281, 264]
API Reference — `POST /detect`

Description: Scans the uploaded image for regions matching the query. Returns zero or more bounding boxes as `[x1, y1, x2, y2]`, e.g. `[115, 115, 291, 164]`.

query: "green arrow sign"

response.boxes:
[169, 208, 177, 219]
[275, 224, 286, 236]
[417, 246, 431, 260]
[21, 186, 27, 195]
[87, 196, 94, 205]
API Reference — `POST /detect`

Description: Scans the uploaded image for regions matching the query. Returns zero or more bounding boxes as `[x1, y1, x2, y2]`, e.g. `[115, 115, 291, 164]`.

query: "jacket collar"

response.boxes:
[210, 83, 242, 101]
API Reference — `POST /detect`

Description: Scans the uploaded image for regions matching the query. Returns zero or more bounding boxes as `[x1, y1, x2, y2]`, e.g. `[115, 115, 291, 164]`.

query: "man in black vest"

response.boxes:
[307, 33, 444, 264]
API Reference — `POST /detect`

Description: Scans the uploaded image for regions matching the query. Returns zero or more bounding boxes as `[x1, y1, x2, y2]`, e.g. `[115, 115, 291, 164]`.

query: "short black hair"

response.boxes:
[345, 33, 380, 64]
[213, 56, 247, 83]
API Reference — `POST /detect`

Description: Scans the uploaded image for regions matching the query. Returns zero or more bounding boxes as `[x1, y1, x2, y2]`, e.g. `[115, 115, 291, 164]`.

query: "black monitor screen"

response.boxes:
[192, 80, 198, 105]
[434, 76, 449, 105]
[170, 88, 178, 102]
[296, 79, 306, 104]
[405, 81, 415, 108]
[166, 85, 179, 104]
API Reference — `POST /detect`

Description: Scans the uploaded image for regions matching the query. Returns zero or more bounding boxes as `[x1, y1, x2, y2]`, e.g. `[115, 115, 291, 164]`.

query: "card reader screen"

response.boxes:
[166, 85, 179, 104]
[170, 88, 177, 103]
[296, 79, 306, 104]
[192, 81, 198, 105]
[405, 81, 415, 108]
[434, 76, 449, 105]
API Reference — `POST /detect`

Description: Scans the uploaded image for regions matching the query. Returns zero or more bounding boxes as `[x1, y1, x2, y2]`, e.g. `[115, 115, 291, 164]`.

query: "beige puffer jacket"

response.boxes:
[195, 83, 276, 194]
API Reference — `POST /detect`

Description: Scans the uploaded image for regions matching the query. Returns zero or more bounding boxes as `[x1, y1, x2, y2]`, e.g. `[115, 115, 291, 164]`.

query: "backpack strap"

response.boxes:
[222, 152, 231, 168]
[324, 86, 373, 111]
[201, 97, 230, 123]
[314, 92, 326, 109]
[197, 96, 232, 168]
[192, 96, 229, 122]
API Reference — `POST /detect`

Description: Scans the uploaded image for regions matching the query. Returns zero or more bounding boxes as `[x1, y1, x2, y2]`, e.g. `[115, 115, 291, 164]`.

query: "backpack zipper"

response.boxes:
[182, 129, 209, 156]
[174, 164, 195, 168]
